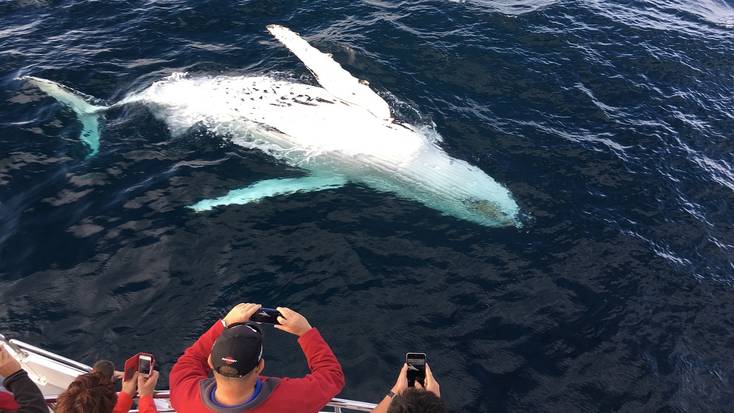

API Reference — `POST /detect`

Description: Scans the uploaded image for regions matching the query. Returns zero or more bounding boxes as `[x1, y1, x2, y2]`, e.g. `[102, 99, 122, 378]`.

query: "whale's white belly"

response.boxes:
[126, 76, 425, 168]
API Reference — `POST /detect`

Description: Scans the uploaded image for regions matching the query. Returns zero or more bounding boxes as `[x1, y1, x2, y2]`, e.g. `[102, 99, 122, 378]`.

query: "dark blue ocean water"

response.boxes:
[1, 0, 733, 411]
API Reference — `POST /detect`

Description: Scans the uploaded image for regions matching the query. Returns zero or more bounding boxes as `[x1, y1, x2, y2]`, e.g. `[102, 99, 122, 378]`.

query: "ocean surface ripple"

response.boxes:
[1, 1, 733, 412]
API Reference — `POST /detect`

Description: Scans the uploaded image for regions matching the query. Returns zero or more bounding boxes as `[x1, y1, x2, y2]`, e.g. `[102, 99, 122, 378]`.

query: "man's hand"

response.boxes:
[0, 346, 22, 377]
[223, 303, 262, 327]
[138, 370, 159, 397]
[274, 307, 312, 337]
[390, 363, 409, 395]
[415, 363, 440, 398]
[121, 371, 138, 396]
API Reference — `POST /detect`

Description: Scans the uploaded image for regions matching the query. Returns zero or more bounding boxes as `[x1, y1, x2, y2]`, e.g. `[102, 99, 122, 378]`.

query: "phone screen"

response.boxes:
[138, 356, 152, 375]
[406, 353, 426, 387]
[250, 308, 282, 325]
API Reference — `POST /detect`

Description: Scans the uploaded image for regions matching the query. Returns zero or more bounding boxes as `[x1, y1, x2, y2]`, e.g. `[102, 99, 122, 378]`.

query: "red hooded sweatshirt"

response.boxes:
[169, 321, 344, 413]
[112, 392, 157, 413]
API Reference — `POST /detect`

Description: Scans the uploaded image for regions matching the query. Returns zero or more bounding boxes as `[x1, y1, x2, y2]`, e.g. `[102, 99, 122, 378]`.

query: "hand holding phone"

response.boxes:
[419, 363, 441, 397]
[406, 353, 426, 387]
[250, 308, 283, 325]
[224, 303, 262, 327]
[137, 370, 159, 397]
[124, 353, 155, 381]
[274, 307, 313, 336]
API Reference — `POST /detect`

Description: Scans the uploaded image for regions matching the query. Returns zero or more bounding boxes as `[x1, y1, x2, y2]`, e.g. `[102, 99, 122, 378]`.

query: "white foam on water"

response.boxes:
[449, 0, 558, 16]
[585, 0, 734, 36]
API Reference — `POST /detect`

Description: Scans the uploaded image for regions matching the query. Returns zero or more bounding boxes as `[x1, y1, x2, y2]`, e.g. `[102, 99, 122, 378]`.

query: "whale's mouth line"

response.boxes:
[464, 198, 516, 224]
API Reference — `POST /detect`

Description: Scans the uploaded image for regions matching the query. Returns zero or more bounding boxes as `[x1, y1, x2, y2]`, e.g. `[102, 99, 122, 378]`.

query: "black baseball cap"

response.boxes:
[211, 323, 263, 377]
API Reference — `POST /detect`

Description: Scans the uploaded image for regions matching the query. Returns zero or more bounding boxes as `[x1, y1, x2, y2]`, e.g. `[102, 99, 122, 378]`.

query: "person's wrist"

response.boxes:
[297, 326, 313, 336]
[0, 365, 21, 377]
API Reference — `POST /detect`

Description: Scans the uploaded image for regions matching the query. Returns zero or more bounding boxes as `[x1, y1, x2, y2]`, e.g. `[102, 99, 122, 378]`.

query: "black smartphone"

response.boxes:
[406, 352, 426, 387]
[250, 308, 282, 324]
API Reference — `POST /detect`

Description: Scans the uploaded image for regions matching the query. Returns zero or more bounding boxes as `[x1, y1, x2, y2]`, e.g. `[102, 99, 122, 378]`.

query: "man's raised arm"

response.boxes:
[275, 307, 346, 411]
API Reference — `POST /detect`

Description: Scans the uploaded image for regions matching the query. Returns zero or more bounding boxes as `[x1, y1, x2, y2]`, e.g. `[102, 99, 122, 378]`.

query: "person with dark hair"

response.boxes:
[54, 372, 116, 413]
[0, 345, 47, 413]
[169, 302, 345, 413]
[92, 361, 116, 382]
[54, 361, 159, 413]
[371, 363, 447, 413]
[387, 388, 446, 413]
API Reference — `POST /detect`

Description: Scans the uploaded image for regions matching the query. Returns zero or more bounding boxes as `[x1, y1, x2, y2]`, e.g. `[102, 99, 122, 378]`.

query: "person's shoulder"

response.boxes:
[260, 376, 283, 396]
[271, 375, 312, 389]
[265, 376, 333, 407]
[171, 377, 216, 412]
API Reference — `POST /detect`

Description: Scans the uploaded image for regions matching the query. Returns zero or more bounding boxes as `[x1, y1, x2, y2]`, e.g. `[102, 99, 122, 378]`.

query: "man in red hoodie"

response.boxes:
[170, 303, 344, 413]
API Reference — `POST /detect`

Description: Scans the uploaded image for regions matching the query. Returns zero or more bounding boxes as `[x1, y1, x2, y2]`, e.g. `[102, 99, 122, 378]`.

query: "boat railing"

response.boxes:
[42, 392, 376, 412]
[3, 335, 94, 373]
[2, 334, 376, 412]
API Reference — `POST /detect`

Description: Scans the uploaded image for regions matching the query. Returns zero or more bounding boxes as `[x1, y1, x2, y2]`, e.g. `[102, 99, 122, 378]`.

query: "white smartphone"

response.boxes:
[137, 354, 153, 376]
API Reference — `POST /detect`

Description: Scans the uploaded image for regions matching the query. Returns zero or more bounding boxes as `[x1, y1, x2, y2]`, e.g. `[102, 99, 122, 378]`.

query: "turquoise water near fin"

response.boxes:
[79, 113, 100, 157]
[189, 175, 347, 211]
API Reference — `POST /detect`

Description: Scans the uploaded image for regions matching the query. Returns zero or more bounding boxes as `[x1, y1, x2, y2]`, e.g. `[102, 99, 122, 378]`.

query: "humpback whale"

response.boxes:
[23, 25, 520, 227]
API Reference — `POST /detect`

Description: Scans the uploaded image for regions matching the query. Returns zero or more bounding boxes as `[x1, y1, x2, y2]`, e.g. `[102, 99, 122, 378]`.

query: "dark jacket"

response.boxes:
[2, 369, 47, 413]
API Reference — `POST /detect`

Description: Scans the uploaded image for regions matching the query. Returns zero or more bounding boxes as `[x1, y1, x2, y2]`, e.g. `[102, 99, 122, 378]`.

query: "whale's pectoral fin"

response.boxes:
[23, 76, 107, 158]
[267, 25, 392, 121]
[189, 175, 348, 212]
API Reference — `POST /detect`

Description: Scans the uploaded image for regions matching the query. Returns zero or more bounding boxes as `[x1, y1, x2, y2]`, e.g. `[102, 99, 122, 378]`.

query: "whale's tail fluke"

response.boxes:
[22, 76, 108, 157]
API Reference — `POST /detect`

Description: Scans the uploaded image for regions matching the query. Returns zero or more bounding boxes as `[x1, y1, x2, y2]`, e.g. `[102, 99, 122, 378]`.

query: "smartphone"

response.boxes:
[406, 353, 426, 387]
[250, 308, 282, 325]
[137, 353, 154, 376]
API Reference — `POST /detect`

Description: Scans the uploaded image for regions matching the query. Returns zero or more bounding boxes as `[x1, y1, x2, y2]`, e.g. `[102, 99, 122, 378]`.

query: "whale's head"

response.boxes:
[462, 196, 519, 227]
[382, 149, 521, 228]
[442, 164, 521, 227]
[408, 147, 521, 227]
